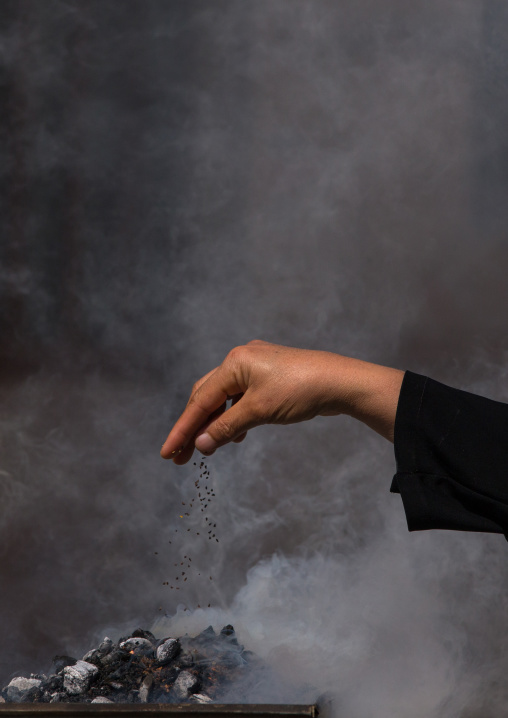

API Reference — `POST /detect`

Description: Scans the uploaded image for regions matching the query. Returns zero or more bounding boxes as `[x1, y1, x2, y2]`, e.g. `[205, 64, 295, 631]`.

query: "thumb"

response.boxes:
[194, 397, 258, 455]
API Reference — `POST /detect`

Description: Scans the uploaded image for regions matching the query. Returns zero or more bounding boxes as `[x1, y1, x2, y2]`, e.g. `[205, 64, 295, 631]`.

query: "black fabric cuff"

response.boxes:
[391, 370, 507, 538]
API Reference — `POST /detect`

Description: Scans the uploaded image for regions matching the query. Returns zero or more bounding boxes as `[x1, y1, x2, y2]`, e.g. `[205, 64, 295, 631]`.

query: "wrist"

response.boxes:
[324, 355, 404, 441]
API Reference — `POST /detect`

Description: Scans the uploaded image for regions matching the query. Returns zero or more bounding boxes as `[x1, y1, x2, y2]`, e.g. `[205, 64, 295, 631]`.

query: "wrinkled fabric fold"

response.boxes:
[391, 370, 508, 539]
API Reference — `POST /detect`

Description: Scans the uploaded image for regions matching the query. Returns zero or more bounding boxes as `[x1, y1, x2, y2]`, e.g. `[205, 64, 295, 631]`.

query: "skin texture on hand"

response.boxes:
[161, 340, 405, 465]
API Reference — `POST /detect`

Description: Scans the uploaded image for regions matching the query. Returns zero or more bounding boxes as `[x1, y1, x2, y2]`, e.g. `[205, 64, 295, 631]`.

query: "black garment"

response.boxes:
[391, 371, 508, 538]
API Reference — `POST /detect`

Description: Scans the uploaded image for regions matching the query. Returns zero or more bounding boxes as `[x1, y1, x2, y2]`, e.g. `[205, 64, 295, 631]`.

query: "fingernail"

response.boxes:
[195, 433, 218, 455]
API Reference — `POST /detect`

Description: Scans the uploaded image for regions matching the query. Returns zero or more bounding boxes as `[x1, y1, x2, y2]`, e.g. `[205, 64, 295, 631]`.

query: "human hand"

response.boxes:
[161, 340, 404, 464]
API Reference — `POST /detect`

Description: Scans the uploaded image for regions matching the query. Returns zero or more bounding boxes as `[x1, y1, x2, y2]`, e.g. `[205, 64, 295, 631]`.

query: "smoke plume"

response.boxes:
[1, 1, 508, 716]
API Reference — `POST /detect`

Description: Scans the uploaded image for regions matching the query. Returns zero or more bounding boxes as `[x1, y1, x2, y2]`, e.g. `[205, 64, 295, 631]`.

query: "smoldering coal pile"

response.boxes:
[1, 625, 257, 705]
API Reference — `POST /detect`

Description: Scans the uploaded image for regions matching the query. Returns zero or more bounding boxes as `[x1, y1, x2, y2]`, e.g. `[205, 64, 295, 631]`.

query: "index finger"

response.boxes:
[160, 364, 245, 462]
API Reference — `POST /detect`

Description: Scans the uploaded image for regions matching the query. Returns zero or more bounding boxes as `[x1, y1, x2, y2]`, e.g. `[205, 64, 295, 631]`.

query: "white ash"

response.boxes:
[191, 693, 213, 704]
[63, 661, 99, 695]
[139, 675, 153, 703]
[5, 677, 42, 703]
[91, 697, 114, 703]
[172, 671, 199, 700]
[156, 637, 180, 665]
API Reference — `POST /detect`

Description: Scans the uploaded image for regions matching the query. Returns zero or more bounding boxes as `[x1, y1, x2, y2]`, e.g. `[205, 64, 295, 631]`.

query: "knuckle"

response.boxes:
[213, 416, 237, 442]
[246, 338, 265, 346]
[225, 345, 245, 365]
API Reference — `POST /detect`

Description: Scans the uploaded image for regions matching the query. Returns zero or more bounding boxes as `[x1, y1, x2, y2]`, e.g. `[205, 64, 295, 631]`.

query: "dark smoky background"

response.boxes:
[1, 0, 508, 715]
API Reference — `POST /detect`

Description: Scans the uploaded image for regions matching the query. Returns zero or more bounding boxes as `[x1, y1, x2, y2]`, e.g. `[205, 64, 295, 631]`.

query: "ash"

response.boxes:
[1, 625, 258, 704]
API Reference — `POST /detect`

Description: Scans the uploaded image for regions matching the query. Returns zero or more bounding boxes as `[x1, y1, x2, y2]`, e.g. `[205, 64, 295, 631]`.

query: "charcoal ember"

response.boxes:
[172, 670, 199, 700]
[63, 660, 99, 695]
[139, 674, 153, 703]
[43, 674, 64, 693]
[190, 693, 213, 704]
[6, 622, 260, 705]
[83, 637, 113, 665]
[150, 665, 179, 701]
[119, 637, 154, 657]
[131, 629, 156, 644]
[106, 658, 146, 688]
[51, 656, 77, 675]
[49, 693, 66, 703]
[201, 658, 244, 699]
[108, 682, 124, 691]
[99, 648, 131, 669]
[176, 653, 194, 669]
[5, 677, 42, 703]
[156, 637, 180, 665]
[98, 637, 114, 653]
[220, 625, 235, 639]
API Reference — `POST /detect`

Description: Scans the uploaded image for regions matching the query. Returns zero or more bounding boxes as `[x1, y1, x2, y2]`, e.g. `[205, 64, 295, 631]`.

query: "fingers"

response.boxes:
[161, 362, 247, 463]
[194, 395, 262, 454]
[169, 401, 227, 464]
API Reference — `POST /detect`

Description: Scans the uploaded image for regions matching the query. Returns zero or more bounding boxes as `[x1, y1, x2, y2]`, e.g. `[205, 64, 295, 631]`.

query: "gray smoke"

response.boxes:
[1, 1, 508, 716]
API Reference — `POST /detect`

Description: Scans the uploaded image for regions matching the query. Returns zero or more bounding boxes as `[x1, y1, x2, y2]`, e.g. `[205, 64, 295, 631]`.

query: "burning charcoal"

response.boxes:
[5, 677, 42, 703]
[119, 637, 154, 657]
[50, 656, 77, 674]
[100, 648, 130, 669]
[177, 653, 194, 668]
[220, 624, 236, 639]
[63, 660, 99, 695]
[107, 664, 130, 682]
[99, 637, 114, 653]
[7, 624, 261, 705]
[190, 693, 213, 704]
[156, 637, 180, 665]
[83, 637, 114, 664]
[172, 670, 199, 699]
[49, 692, 66, 703]
[131, 629, 156, 644]
[43, 674, 64, 693]
[82, 650, 102, 665]
[139, 674, 153, 703]
[105, 682, 123, 692]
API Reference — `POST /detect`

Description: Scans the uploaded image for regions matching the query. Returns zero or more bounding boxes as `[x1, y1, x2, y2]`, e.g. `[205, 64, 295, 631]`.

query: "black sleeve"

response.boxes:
[391, 370, 508, 538]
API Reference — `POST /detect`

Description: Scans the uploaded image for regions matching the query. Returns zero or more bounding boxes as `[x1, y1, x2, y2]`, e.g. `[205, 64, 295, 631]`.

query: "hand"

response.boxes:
[161, 340, 404, 464]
